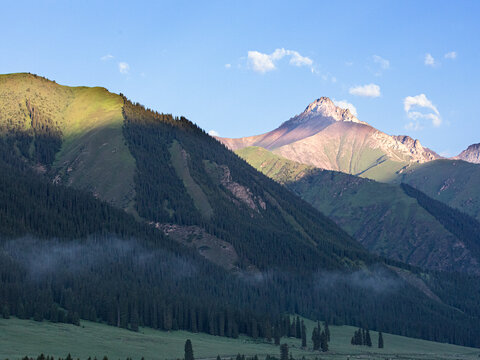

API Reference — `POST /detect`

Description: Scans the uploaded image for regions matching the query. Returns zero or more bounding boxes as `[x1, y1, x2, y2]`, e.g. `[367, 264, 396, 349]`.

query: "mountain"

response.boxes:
[237, 146, 480, 274]
[455, 143, 480, 164]
[2, 73, 480, 347]
[219, 97, 440, 182]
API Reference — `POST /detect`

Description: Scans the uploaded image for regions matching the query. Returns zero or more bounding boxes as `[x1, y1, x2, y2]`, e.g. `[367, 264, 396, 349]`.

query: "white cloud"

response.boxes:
[208, 130, 220, 137]
[118, 62, 130, 74]
[101, 54, 114, 61]
[373, 55, 390, 70]
[225, 63, 232, 69]
[247, 48, 313, 73]
[349, 83, 381, 98]
[403, 94, 441, 129]
[444, 51, 457, 59]
[424, 53, 436, 67]
[333, 99, 358, 116]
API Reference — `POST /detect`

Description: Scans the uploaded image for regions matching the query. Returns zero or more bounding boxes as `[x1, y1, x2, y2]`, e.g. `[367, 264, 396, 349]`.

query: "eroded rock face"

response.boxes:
[219, 165, 266, 211]
[455, 143, 480, 164]
[393, 135, 440, 163]
[156, 223, 259, 275]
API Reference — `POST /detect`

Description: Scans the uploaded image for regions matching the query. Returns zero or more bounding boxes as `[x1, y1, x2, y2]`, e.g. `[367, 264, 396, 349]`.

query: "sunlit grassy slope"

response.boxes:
[1, 317, 479, 360]
[0, 73, 135, 209]
[398, 159, 480, 221]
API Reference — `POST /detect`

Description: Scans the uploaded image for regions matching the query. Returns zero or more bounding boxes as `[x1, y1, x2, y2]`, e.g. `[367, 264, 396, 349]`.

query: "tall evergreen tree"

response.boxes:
[184, 339, 194, 360]
[320, 331, 329, 352]
[295, 316, 301, 339]
[324, 321, 330, 342]
[301, 321, 307, 348]
[365, 329, 372, 347]
[312, 327, 320, 350]
[378, 331, 384, 348]
[274, 325, 281, 346]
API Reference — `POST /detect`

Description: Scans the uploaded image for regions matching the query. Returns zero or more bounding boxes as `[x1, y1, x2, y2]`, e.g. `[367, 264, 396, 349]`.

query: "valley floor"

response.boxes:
[1, 318, 479, 360]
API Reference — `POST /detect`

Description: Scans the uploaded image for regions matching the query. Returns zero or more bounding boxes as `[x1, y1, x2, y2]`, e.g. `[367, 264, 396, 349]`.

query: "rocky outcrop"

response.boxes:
[219, 165, 266, 211]
[393, 135, 440, 162]
[455, 143, 480, 164]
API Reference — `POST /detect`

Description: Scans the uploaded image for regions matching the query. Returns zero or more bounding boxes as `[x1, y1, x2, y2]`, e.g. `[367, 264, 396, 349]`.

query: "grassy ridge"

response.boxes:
[0, 73, 135, 209]
[1, 317, 479, 360]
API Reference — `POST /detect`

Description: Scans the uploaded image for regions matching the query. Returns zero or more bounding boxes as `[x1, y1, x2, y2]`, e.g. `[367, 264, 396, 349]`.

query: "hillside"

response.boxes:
[219, 97, 439, 182]
[2, 73, 480, 347]
[237, 147, 480, 274]
[2, 317, 480, 360]
[398, 159, 480, 221]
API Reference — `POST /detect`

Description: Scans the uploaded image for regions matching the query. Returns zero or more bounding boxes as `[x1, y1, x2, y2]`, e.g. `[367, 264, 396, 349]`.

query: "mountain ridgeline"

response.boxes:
[1, 73, 480, 347]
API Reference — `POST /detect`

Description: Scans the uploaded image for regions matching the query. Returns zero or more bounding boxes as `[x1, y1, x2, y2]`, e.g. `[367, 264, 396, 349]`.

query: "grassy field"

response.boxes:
[1, 317, 480, 360]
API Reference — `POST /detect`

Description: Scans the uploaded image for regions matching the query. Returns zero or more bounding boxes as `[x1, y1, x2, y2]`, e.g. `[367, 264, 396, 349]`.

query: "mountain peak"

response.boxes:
[295, 97, 366, 125]
[455, 143, 480, 164]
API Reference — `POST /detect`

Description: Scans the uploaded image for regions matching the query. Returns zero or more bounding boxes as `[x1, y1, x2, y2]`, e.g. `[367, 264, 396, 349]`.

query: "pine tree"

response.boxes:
[301, 321, 307, 348]
[324, 321, 330, 342]
[184, 339, 194, 360]
[280, 343, 289, 360]
[295, 316, 301, 339]
[312, 327, 320, 350]
[320, 331, 328, 352]
[378, 331, 384, 348]
[365, 329, 372, 347]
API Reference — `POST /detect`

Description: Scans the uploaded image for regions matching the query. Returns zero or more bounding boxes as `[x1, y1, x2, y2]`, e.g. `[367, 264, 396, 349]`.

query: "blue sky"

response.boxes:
[2, 0, 479, 155]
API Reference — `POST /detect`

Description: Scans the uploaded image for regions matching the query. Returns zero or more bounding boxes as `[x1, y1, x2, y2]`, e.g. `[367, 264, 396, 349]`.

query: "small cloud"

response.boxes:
[373, 55, 390, 70]
[333, 99, 358, 116]
[225, 63, 232, 69]
[424, 53, 437, 67]
[349, 83, 381, 98]
[101, 54, 114, 61]
[345, 61, 354, 67]
[208, 130, 220, 137]
[118, 62, 130, 74]
[403, 94, 441, 129]
[444, 51, 457, 59]
[247, 48, 313, 73]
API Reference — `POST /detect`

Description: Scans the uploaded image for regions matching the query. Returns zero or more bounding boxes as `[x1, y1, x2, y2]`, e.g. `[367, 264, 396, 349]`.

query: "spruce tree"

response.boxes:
[295, 316, 301, 339]
[301, 321, 307, 348]
[280, 344, 289, 360]
[184, 339, 194, 360]
[324, 321, 330, 342]
[320, 331, 328, 352]
[312, 327, 320, 350]
[378, 331, 384, 348]
[365, 329, 372, 347]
